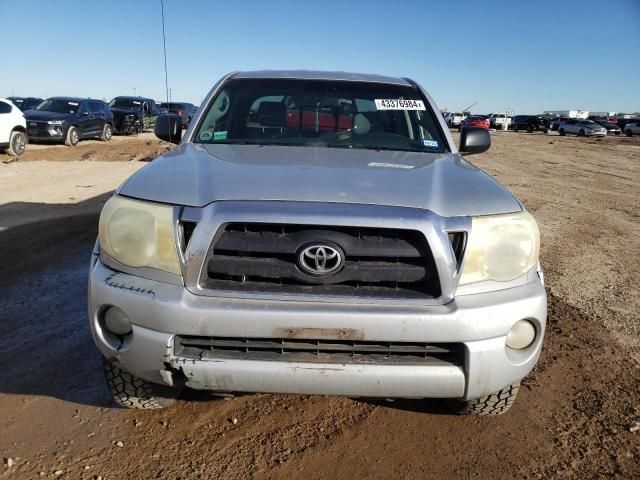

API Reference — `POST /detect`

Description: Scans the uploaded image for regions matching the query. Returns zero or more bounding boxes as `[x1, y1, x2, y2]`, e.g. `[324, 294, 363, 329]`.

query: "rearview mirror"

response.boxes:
[154, 114, 182, 144]
[459, 126, 490, 155]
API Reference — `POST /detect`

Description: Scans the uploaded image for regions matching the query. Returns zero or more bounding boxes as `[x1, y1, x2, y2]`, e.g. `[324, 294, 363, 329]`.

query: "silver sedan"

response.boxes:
[559, 119, 607, 137]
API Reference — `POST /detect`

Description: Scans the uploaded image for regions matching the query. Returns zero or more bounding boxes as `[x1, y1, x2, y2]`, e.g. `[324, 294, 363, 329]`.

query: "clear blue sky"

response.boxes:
[1, 0, 638, 114]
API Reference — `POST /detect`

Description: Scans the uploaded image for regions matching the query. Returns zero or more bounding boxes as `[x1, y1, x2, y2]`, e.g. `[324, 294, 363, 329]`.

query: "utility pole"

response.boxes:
[134, 87, 137, 96]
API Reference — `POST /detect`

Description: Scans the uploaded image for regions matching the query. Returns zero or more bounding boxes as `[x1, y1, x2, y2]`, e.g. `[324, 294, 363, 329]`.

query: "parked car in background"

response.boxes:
[7, 96, 43, 112]
[510, 115, 549, 133]
[459, 115, 490, 131]
[550, 116, 569, 131]
[588, 115, 617, 124]
[446, 112, 467, 127]
[109, 96, 165, 134]
[25, 97, 113, 146]
[0, 98, 27, 156]
[159, 102, 197, 128]
[616, 117, 640, 132]
[623, 122, 640, 136]
[593, 120, 621, 135]
[487, 113, 511, 130]
[558, 119, 606, 137]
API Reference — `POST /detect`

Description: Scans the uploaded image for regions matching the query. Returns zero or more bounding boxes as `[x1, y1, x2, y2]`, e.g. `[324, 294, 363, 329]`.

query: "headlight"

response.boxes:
[459, 211, 540, 285]
[47, 120, 64, 125]
[98, 196, 181, 275]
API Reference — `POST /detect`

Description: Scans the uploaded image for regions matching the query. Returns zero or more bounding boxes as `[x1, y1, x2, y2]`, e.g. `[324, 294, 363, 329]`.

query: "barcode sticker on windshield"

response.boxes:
[375, 99, 425, 110]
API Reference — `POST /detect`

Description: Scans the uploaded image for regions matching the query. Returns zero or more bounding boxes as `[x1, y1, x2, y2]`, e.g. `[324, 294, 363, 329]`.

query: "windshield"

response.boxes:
[193, 79, 447, 153]
[581, 120, 597, 125]
[109, 98, 142, 109]
[36, 99, 79, 114]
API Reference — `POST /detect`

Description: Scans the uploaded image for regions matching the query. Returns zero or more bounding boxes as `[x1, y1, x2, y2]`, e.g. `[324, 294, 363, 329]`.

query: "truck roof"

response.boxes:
[232, 70, 412, 86]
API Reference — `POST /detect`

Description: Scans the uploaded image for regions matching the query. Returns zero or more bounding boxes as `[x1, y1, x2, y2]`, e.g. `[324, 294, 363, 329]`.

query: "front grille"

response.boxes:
[204, 223, 441, 298]
[174, 335, 463, 366]
[447, 232, 466, 268]
[26, 121, 50, 137]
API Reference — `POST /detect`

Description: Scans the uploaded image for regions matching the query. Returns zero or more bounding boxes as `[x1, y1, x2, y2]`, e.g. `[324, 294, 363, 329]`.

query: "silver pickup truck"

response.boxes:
[89, 71, 546, 415]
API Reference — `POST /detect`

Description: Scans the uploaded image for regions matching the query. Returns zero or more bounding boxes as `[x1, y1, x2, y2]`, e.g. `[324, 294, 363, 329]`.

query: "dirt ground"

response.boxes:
[0, 131, 638, 479]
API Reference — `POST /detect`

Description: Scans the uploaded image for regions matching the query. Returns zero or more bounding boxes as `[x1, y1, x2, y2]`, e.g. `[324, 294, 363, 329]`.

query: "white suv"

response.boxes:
[0, 98, 27, 156]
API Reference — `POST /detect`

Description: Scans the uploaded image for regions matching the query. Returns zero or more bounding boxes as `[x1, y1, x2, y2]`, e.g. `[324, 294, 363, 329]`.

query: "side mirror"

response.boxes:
[154, 114, 182, 144]
[459, 126, 490, 155]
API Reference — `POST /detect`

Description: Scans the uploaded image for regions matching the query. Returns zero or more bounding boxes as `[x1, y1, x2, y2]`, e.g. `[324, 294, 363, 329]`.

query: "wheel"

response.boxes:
[543, 128, 549, 134]
[578, 129, 585, 137]
[514, 124, 519, 132]
[559, 128, 566, 136]
[65, 126, 80, 146]
[142, 116, 151, 130]
[103, 358, 182, 409]
[101, 123, 113, 142]
[7, 130, 27, 156]
[448, 382, 520, 416]
[626, 129, 632, 137]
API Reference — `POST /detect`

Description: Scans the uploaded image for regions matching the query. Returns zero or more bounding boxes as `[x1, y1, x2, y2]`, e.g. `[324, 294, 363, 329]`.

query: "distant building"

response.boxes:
[543, 110, 589, 119]
[589, 111, 617, 118]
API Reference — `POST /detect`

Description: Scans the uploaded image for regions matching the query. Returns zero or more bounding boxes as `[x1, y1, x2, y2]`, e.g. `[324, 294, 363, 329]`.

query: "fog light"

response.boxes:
[103, 306, 132, 336]
[506, 320, 536, 350]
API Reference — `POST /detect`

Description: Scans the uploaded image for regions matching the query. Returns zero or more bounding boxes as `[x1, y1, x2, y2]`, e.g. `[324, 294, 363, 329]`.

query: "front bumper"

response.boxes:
[26, 124, 65, 141]
[89, 257, 547, 400]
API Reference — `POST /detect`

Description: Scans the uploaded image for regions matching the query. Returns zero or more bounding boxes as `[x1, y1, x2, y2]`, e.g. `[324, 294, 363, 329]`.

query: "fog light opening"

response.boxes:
[102, 306, 132, 336]
[506, 319, 536, 350]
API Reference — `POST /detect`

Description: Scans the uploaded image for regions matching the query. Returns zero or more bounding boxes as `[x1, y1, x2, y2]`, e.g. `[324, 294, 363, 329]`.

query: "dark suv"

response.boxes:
[25, 97, 113, 146]
[7, 97, 43, 112]
[159, 102, 197, 128]
[109, 96, 165, 134]
[510, 115, 549, 133]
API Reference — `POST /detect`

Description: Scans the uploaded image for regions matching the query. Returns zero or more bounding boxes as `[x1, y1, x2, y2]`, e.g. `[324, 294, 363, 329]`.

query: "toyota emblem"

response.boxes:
[297, 243, 344, 276]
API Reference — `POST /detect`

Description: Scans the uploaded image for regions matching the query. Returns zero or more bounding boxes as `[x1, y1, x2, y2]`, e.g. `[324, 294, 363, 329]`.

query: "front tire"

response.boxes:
[626, 129, 632, 137]
[65, 126, 80, 146]
[559, 128, 566, 136]
[579, 129, 586, 137]
[8, 130, 27, 156]
[449, 382, 520, 416]
[103, 359, 182, 409]
[101, 123, 113, 142]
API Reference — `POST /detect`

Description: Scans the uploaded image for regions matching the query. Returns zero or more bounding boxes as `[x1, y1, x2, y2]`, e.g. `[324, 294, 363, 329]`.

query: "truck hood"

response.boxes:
[119, 143, 522, 217]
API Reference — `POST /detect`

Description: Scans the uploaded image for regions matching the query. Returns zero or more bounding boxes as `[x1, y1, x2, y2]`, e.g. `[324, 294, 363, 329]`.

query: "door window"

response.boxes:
[0, 101, 11, 114]
[78, 103, 90, 115]
[89, 101, 103, 113]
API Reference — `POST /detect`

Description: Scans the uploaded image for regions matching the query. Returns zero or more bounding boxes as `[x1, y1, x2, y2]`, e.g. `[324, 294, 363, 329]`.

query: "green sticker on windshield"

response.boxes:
[213, 131, 228, 140]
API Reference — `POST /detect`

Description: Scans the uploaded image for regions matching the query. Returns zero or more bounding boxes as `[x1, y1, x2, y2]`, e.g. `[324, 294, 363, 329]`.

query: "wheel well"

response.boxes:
[12, 125, 26, 133]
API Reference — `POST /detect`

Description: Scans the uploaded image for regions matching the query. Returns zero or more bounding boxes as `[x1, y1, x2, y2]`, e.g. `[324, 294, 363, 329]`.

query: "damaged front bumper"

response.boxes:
[89, 252, 547, 401]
